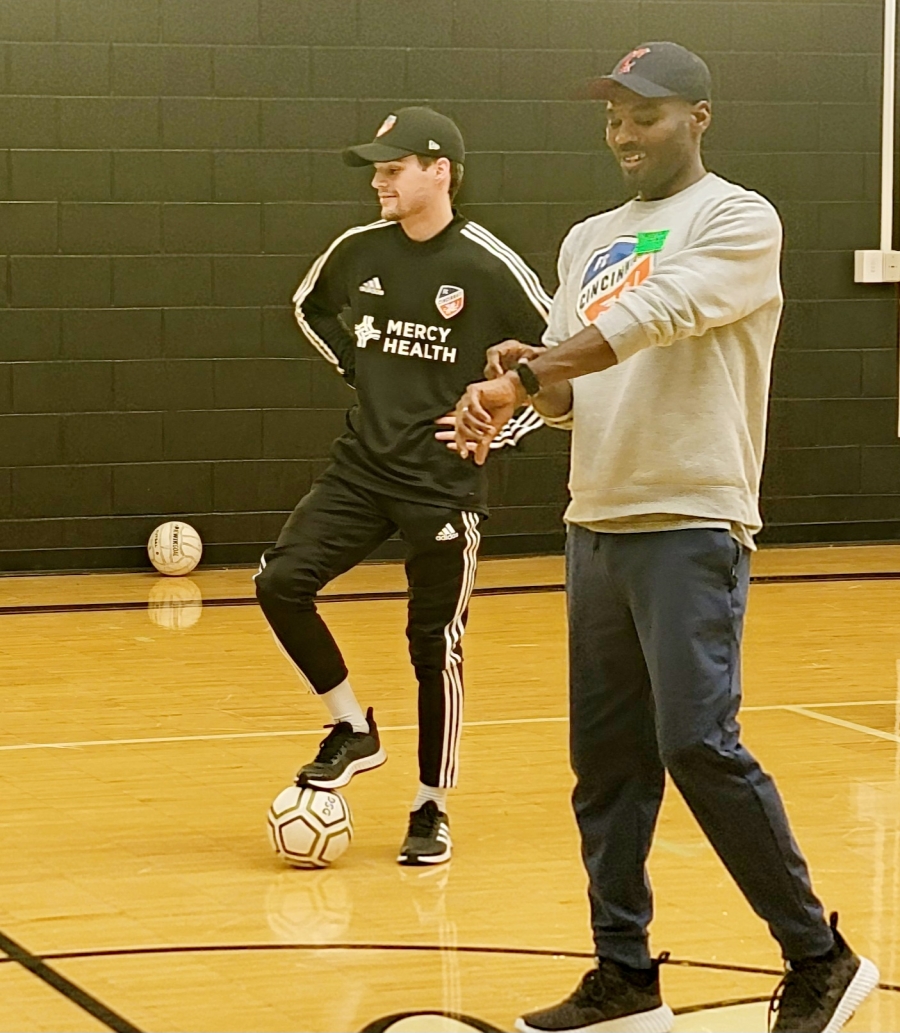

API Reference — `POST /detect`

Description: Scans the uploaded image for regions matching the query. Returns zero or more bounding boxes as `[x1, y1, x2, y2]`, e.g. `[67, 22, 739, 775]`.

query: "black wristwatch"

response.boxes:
[513, 360, 541, 397]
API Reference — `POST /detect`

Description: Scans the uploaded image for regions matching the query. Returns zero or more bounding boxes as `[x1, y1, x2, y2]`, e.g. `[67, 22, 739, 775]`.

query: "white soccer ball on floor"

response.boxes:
[147, 520, 203, 575]
[267, 785, 353, 869]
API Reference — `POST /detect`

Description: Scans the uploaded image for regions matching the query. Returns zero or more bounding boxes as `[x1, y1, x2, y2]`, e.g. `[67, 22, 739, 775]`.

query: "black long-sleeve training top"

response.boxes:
[292, 213, 551, 515]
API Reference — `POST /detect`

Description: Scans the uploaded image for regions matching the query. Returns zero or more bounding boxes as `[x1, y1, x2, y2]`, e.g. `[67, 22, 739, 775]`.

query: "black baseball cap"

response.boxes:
[343, 106, 465, 167]
[589, 42, 711, 104]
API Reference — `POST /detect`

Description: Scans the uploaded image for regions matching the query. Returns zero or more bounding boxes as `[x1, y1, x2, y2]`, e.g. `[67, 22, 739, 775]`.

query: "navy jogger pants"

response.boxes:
[566, 525, 833, 968]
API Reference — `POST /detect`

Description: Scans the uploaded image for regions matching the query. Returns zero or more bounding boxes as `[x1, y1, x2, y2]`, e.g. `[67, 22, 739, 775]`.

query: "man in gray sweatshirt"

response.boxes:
[451, 42, 878, 1033]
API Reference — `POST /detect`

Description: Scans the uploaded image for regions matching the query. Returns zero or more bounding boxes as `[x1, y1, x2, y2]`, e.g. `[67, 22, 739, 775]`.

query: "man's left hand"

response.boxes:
[434, 413, 480, 453]
[453, 373, 527, 465]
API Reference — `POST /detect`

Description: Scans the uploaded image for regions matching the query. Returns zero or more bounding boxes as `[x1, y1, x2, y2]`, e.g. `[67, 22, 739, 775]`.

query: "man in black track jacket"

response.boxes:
[255, 107, 550, 866]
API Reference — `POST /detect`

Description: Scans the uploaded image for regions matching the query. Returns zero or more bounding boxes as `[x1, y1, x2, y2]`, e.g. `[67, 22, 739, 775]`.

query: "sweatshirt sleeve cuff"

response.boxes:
[533, 398, 574, 430]
[537, 409, 574, 430]
[593, 305, 650, 363]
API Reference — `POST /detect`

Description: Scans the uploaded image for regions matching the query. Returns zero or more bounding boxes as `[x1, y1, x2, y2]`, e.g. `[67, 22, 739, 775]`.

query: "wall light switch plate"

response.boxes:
[854, 249, 900, 282]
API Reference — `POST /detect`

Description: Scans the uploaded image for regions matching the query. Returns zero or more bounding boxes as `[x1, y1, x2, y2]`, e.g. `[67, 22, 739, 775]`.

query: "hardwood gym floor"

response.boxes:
[1, 546, 898, 1032]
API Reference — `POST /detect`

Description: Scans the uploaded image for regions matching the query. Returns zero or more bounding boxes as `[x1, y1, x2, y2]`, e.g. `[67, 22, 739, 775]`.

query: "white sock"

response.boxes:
[412, 783, 448, 812]
[320, 679, 368, 733]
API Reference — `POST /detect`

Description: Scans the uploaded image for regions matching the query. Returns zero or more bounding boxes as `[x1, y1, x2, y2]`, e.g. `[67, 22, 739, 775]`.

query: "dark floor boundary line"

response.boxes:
[751, 571, 900, 584]
[0, 927, 144, 1033]
[3, 942, 896, 995]
[3, 569, 900, 617]
[0, 582, 564, 616]
[7, 942, 593, 963]
[673, 994, 771, 1014]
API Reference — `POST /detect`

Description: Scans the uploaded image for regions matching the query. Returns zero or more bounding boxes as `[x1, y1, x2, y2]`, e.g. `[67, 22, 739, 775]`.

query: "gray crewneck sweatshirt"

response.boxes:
[541, 172, 783, 547]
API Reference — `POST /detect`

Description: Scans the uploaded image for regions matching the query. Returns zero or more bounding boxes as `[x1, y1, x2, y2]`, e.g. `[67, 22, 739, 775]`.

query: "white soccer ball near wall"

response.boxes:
[147, 520, 203, 576]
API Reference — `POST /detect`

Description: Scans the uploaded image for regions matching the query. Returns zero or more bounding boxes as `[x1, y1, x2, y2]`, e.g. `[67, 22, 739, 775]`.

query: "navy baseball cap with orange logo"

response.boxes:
[589, 42, 711, 103]
[343, 106, 465, 166]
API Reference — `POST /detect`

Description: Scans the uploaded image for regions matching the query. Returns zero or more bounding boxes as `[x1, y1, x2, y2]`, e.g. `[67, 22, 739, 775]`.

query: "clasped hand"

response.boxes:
[434, 341, 545, 466]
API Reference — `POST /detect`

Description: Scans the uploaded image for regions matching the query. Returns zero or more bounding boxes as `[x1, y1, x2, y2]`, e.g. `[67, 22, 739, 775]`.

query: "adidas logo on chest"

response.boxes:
[359, 277, 384, 295]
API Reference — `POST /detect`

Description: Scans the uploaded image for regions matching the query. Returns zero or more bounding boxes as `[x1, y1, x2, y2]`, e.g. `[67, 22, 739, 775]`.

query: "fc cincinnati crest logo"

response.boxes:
[577, 236, 652, 325]
[617, 46, 651, 74]
[435, 284, 465, 319]
[375, 114, 397, 137]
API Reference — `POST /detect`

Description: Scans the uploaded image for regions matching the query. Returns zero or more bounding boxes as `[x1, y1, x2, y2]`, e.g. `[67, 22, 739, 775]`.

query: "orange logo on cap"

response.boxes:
[375, 114, 397, 137]
[618, 47, 650, 74]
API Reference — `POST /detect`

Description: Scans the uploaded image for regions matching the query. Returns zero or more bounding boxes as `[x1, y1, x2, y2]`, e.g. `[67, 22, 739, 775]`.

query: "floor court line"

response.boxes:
[4, 568, 900, 619]
[0, 926, 144, 1033]
[0, 716, 567, 752]
[1, 561, 900, 615]
[1, 703, 896, 753]
[0, 583, 566, 618]
[1, 943, 897, 995]
[784, 705, 900, 745]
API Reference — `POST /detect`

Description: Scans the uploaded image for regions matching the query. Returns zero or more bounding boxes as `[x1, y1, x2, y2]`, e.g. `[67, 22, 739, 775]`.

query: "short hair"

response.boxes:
[416, 156, 465, 201]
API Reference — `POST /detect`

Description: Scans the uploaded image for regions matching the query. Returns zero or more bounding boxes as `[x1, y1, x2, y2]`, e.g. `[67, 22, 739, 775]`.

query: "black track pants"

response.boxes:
[254, 468, 481, 788]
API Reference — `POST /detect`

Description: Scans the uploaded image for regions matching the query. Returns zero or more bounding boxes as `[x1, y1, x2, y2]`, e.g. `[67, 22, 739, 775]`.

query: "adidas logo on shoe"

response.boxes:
[359, 277, 384, 295]
[435, 523, 459, 541]
[398, 801, 452, 866]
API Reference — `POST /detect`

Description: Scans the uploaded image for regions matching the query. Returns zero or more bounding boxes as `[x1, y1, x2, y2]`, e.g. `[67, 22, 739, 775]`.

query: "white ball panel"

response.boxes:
[269, 785, 304, 819]
[278, 815, 320, 859]
[319, 827, 352, 864]
[302, 789, 352, 829]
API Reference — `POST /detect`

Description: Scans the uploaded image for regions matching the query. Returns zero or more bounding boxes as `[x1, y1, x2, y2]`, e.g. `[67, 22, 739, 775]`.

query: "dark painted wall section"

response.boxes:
[0, 0, 896, 571]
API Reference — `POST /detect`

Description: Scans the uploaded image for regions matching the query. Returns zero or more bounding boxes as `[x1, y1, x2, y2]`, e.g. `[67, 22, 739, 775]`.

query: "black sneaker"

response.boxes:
[516, 956, 674, 1033]
[769, 913, 879, 1033]
[397, 800, 452, 866]
[296, 706, 386, 790]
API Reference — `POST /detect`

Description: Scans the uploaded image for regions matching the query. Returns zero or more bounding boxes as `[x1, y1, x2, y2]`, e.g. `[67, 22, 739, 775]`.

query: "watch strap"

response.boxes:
[514, 360, 541, 396]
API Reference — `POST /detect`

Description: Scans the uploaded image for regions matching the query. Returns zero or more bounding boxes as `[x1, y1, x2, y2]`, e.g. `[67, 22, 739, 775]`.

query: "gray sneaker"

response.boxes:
[770, 913, 879, 1033]
[397, 801, 452, 866]
[296, 706, 386, 790]
[516, 956, 674, 1033]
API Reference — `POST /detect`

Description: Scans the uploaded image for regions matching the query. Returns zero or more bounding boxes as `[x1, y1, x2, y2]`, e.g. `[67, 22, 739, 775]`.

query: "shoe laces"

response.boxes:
[408, 801, 441, 838]
[768, 964, 828, 1031]
[768, 914, 843, 1031]
[573, 967, 606, 1004]
[574, 954, 668, 1004]
[313, 722, 356, 764]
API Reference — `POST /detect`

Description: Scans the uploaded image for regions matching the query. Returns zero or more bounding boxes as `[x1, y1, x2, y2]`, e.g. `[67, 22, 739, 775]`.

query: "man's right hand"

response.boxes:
[484, 340, 546, 379]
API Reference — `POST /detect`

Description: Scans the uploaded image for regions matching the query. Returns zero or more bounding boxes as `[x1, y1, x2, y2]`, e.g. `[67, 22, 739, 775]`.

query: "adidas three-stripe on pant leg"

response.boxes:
[254, 466, 480, 789]
[403, 508, 480, 788]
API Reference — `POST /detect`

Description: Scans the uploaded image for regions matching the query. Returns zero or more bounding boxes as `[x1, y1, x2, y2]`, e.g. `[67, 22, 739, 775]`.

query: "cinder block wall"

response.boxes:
[0, 0, 895, 570]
